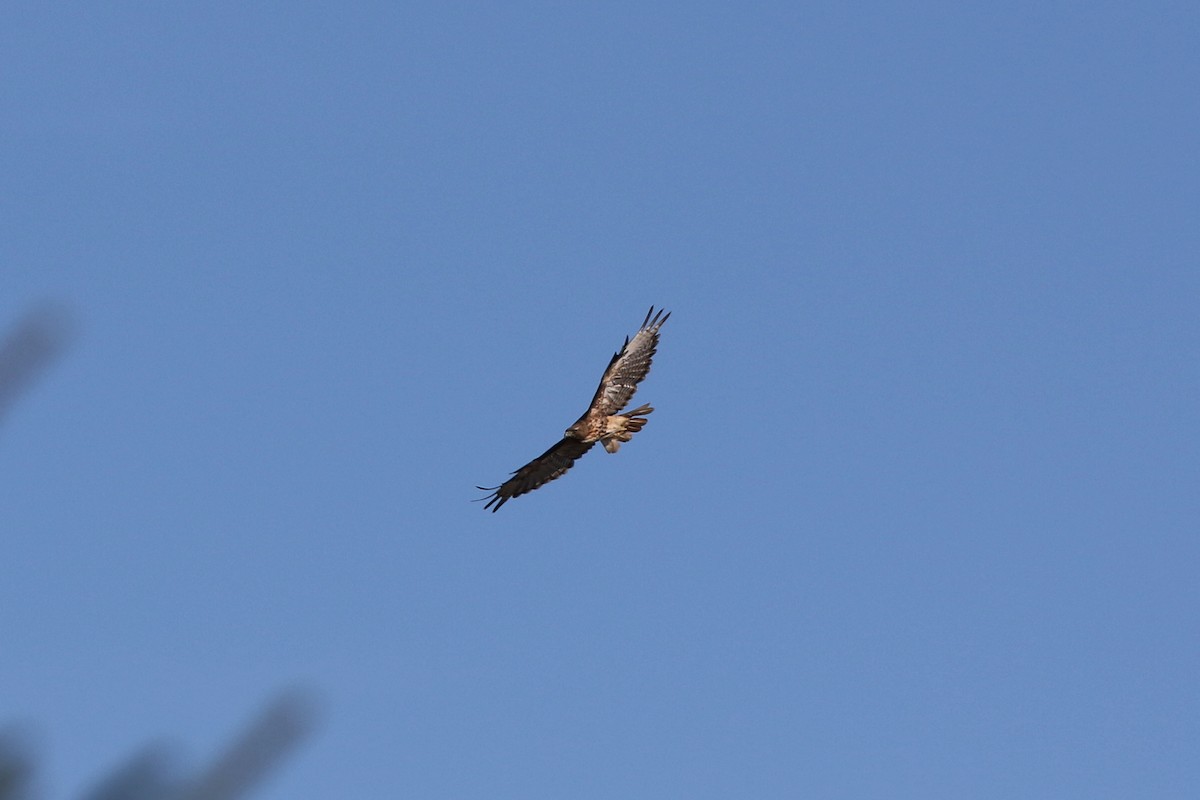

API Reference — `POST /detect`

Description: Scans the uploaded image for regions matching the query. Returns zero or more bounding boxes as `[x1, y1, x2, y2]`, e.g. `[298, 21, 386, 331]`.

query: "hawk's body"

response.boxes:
[478, 307, 669, 511]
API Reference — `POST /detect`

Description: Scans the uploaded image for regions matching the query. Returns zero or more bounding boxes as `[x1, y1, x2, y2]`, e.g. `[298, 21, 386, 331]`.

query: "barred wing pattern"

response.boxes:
[588, 306, 670, 416]
[477, 437, 595, 511]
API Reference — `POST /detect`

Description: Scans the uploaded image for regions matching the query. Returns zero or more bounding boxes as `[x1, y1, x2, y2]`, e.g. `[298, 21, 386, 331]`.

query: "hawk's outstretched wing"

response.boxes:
[477, 437, 596, 512]
[587, 306, 670, 416]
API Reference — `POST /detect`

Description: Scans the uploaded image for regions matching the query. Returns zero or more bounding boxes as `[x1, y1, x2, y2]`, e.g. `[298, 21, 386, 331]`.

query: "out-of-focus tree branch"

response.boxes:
[0, 306, 75, 426]
[0, 730, 36, 800]
[176, 691, 316, 800]
[4, 691, 317, 800]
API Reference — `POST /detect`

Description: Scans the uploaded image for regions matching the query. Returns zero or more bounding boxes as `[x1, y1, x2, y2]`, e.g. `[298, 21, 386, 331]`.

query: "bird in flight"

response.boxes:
[477, 306, 670, 511]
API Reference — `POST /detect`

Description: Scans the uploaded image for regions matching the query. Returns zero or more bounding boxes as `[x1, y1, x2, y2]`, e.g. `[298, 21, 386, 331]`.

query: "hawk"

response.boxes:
[478, 306, 670, 511]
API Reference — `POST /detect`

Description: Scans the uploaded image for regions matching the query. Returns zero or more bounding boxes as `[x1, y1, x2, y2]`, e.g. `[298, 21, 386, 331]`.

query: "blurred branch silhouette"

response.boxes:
[0, 730, 36, 800]
[175, 691, 315, 800]
[1, 692, 317, 800]
[0, 306, 75, 426]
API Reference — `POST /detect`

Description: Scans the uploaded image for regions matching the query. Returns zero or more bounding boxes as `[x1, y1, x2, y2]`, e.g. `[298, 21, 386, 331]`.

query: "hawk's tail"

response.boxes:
[602, 404, 653, 453]
[623, 403, 653, 421]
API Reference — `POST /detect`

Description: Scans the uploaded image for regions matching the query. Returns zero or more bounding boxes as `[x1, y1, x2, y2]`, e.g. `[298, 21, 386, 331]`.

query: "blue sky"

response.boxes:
[3, 3, 1197, 798]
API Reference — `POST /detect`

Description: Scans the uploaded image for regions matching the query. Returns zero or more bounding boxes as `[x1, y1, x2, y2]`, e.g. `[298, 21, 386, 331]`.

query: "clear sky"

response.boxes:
[3, 3, 1197, 798]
